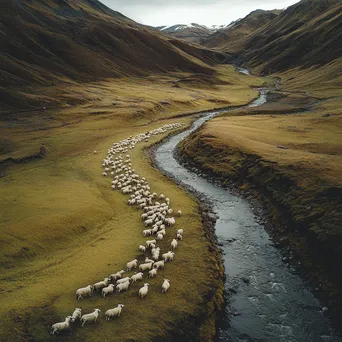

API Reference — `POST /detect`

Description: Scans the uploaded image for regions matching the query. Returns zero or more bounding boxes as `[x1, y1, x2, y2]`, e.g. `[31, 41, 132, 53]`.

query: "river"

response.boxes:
[153, 84, 339, 341]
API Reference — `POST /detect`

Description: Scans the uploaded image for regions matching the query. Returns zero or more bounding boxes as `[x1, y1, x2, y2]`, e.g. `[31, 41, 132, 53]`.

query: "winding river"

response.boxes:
[154, 85, 340, 341]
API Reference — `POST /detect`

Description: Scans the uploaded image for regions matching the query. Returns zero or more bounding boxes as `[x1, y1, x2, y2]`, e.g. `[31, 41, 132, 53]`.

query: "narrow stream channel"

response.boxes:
[154, 86, 340, 341]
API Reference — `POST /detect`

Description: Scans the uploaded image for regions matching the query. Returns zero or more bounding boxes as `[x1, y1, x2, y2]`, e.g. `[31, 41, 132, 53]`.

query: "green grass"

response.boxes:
[0, 66, 260, 341]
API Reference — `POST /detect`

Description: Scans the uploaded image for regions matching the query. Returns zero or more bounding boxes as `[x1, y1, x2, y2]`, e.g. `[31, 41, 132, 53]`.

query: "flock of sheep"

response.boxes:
[51, 123, 185, 336]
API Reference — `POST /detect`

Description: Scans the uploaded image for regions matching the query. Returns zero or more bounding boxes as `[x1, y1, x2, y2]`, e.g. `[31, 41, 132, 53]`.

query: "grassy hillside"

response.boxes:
[203, 10, 281, 51]
[178, 67, 342, 326]
[243, 0, 342, 74]
[0, 66, 264, 341]
[202, 0, 342, 75]
[0, 0, 229, 111]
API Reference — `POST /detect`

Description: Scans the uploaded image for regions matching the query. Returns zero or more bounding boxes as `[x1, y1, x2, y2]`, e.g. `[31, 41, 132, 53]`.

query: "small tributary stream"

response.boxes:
[153, 81, 339, 341]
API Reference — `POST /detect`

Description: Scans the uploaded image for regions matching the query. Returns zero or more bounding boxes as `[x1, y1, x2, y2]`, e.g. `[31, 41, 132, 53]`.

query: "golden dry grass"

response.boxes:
[0, 66, 262, 341]
[205, 100, 342, 185]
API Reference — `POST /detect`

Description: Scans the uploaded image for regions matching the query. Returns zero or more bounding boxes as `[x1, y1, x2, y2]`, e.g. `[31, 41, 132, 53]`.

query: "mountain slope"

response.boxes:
[203, 0, 342, 75]
[0, 0, 218, 110]
[203, 10, 281, 51]
[242, 0, 342, 73]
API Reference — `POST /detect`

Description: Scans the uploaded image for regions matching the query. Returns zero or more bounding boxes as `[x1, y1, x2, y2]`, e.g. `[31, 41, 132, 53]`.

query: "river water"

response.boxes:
[153, 89, 339, 341]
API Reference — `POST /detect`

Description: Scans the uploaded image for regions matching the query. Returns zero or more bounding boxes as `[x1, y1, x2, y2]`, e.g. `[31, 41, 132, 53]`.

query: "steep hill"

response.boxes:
[203, 0, 342, 75]
[204, 10, 281, 51]
[0, 0, 220, 110]
[242, 0, 342, 74]
[157, 23, 219, 44]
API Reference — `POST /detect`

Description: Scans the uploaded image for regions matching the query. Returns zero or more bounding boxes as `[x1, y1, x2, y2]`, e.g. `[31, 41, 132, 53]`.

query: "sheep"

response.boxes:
[148, 268, 158, 278]
[144, 219, 153, 227]
[177, 229, 184, 235]
[171, 239, 178, 250]
[177, 210, 182, 217]
[80, 309, 101, 327]
[176, 233, 183, 240]
[153, 260, 165, 269]
[145, 257, 154, 264]
[143, 229, 152, 237]
[71, 308, 82, 323]
[105, 304, 125, 321]
[126, 259, 138, 271]
[139, 262, 154, 272]
[93, 278, 110, 292]
[50, 316, 72, 335]
[162, 251, 175, 262]
[102, 284, 115, 298]
[156, 233, 164, 240]
[116, 281, 130, 293]
[76, 285, 93, 300]
[139, 245, 146, 252]
[146, 239, 156, 248]
[162, 279, 170, 293]
[158, 228, 166, 236]
[109, 270, 125, 283]
[139, 283, 149, 299]
[165, 217, 176, 226]
[131, 272, 144, 283]
[116, 277, 131, 285]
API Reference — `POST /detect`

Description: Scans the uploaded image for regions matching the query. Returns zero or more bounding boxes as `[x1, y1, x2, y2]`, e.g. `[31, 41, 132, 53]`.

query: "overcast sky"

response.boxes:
[101, 0, 300, 27]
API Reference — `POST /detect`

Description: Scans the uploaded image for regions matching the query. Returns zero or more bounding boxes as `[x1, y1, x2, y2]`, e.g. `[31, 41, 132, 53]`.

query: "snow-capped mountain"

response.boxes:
[156, 23, 229, 44]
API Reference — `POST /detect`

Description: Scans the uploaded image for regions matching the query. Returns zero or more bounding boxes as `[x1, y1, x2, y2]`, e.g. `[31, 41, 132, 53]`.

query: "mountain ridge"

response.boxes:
[0, 0, 228, 110]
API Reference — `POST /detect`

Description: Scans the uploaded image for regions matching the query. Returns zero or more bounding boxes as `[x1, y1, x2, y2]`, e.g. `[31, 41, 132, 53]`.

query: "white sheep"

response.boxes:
[139, 262, 154, 272]
[139, 283, 149, 299]
[71, 308, 82, 323]
[143, 229, 152, 237]
[93, 278, 110, 292]
[156, 233, 164, 240]
[153, 260, 165, 269]
[177, 229, 184, 235]
[102, 284, 115, 298]
[171, 239, 178, 250]
[162, 279, 170, 293]
[116, 277, 131, 285]
[139, 245, 146, 252]
[144, 219, 153, 227]
[116, 281, 130, 293]
[177, 210, 182, 217]
[159, 194, 165, 199]
[145, 257, 154, 264]
[176, 233, 183, 240]
[76, 285, 93, 300]
[148, 268, 158, 278]
[50, 316, 72, 335]
[162, 251, 175, 262]
[80, 309, 101, 327]
[131, 272, 144, 283]
[105, 304, 125, 321]
[126, 259, 138, 271]
[146, 239, 156, 248]
[109, 270, 125, 282]
[165, 217, 176, 226]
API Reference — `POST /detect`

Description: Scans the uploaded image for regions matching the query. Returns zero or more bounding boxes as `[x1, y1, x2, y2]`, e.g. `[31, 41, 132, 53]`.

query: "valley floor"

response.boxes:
[0, 66, 263, 341]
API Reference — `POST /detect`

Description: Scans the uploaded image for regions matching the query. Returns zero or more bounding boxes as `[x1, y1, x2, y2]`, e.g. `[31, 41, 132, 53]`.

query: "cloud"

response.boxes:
[100, 0, 300, 26]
